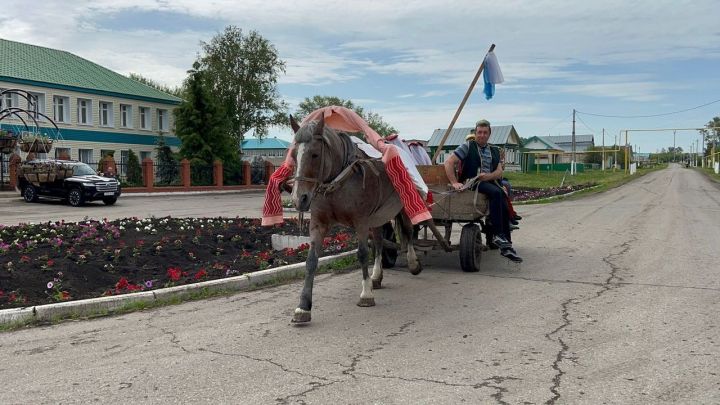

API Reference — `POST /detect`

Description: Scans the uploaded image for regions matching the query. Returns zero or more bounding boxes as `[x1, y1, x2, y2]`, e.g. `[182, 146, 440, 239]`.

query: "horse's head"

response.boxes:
[290, 114, 344, 212]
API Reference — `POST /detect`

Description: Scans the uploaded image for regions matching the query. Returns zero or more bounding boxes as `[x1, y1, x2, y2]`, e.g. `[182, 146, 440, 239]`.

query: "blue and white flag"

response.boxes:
[482, 51, 504, 100]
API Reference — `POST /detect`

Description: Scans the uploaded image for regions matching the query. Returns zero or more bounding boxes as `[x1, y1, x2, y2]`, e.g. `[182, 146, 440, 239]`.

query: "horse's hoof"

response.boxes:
[409, 261, 423, 275]
[372, 278, 382, 289]
[357, 297, 376, 307]
[291, 308, 311, 323]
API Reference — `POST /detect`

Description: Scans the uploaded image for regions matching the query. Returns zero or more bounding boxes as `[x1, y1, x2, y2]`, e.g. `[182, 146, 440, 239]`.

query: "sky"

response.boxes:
[2, 0, 720, 154]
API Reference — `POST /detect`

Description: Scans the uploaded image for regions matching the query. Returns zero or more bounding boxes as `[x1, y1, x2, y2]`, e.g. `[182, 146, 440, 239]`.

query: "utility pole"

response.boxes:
[624, 130, 629, 174]
[701, 132, 706, 168]
[614, 134, 618, 172]
[673, 130, 676, 163]
[571, 109, 576, 175]
[602, 128, 605, 171]
[696, 138, 699, 167]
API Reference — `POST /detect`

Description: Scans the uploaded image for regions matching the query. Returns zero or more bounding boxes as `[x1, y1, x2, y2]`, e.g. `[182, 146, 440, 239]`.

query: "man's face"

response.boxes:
[474, 126, 491, 145]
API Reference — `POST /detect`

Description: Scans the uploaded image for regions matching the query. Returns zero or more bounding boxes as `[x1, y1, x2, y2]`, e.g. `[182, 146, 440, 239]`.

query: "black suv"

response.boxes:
[18, 160, 122, 207]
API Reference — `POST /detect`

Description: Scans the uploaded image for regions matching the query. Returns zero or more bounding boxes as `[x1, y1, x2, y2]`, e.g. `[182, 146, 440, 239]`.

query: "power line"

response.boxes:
[575, 114, 597, 134]
[576, 97, 720, 118]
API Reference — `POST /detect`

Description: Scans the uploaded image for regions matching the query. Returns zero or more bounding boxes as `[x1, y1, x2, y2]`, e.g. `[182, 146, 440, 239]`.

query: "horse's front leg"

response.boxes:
[370, 227, 384, 289]
[292, 219, 327, 323]
[356, 227, 375, 307]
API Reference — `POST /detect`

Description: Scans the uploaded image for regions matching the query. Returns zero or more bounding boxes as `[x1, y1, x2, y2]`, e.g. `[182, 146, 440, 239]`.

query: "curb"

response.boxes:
[0, 250, 357, 326]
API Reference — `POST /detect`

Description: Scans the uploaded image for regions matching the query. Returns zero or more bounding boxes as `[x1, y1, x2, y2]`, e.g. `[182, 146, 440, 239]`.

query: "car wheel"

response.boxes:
[68, 187, 85, 207]
[23, 184, 39, 202]
[102, 197, 117, 206]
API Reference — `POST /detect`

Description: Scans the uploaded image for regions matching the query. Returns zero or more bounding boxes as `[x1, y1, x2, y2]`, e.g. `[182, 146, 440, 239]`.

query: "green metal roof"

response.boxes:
[242, 138, 291, 150]
[0, 39, 182, 105]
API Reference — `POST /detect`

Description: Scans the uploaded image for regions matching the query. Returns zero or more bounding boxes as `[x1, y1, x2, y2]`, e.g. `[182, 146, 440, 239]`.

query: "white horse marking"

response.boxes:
[291, 143, 306, 204]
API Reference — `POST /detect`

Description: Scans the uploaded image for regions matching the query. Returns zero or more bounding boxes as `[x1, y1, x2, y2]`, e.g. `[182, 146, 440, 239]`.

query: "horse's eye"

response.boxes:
[311, 153, 319, 159]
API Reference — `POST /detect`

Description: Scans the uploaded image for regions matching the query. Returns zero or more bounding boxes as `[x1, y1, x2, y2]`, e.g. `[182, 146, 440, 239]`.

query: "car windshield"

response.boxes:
[73, 163, 97, 176]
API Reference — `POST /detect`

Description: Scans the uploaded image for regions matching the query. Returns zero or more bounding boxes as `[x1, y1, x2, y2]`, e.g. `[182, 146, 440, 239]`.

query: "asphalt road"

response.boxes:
[1, 164, 719, 404]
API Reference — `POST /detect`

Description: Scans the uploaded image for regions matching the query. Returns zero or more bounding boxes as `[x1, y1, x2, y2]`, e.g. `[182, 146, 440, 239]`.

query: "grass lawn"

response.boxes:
[505, 164, 668, 198]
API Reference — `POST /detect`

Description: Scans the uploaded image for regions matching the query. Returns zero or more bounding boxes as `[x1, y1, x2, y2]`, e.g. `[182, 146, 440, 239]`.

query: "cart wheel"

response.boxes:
[459, 223, 482, 272]
[381, 222, 398, 268]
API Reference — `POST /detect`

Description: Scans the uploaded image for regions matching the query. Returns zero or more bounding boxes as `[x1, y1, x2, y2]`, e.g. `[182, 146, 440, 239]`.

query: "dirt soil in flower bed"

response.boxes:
[512, 183, 594, 201]
[0, 217, 354, 310]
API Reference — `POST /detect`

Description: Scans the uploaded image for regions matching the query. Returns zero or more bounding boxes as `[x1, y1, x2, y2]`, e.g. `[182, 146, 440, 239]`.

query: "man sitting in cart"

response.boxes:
[443, 119, 522, 263]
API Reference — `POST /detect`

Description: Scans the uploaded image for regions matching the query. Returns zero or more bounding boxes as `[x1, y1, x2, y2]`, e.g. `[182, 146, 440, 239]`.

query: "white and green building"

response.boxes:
[0, 38, 181, 167]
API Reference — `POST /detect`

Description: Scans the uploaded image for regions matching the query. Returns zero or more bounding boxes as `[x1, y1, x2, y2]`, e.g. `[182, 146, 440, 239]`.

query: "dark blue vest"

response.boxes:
[459, 141, 501, 182]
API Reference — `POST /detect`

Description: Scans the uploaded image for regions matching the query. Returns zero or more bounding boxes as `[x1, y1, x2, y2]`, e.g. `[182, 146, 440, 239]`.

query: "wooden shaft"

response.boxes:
[432, 44, 495, 164]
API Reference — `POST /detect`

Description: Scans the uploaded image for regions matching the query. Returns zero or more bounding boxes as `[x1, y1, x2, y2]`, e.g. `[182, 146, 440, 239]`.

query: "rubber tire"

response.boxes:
[381, 222, 398, 268]
[459, 223, 482, 272]
[67, 187, 85, 207]
[102, 197, 118, 206]
[23, 184, 39, 203]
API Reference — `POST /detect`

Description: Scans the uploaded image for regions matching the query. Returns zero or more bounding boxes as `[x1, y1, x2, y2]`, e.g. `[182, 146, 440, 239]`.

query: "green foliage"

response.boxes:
[197, 26, 288, 142]
[128, 72, 185, 98]
[155, 133, 179, 185]
[126, 150, 142, 186]
[174, 62, 238, 173]
[700, 116, 720, 146]
[295, 95, 398, 137]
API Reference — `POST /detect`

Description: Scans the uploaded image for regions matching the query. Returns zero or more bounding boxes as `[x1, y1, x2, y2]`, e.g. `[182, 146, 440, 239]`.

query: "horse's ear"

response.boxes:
[290, 115, 300, 133]
[314, 114, 325, 137]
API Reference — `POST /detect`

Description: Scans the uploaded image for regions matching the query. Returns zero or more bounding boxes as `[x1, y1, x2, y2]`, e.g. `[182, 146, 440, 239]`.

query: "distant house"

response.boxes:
[241, 137, 291, 165]
[522, 136, 565, 166]
[427, 125, 522, 171]
[541, 135, 595, 163]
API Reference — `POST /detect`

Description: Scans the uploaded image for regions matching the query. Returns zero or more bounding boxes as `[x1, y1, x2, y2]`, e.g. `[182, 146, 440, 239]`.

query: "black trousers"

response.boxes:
[475, 181, 510, 240]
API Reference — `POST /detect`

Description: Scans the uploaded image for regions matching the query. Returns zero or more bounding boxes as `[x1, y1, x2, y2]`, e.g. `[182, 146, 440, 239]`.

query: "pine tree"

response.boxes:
[126, 150, 142, 186]
[173, 62, 238, 169]
[155, 133, 179, 185]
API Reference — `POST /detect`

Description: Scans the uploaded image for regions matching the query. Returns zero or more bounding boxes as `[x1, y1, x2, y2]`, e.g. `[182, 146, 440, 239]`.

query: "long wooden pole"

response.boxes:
[431, 44, 496, 164]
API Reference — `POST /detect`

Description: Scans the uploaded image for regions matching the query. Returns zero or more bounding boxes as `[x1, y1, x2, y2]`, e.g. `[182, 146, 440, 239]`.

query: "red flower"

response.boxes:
[126, 284, 143, 292]
[167, 267, 182, 281]
[258, 251, 271, 261]
[60, 291, 71, 300]
[20, 255, 31, 263]
[115, 277, 129, 291]
[241, 250, 252, 258]
[46, 259, 55, 267]
[194, 269, 207, 280]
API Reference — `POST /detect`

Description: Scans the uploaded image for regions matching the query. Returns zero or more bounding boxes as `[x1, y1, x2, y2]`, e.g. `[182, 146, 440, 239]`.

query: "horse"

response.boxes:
[289, 114, 421, 323]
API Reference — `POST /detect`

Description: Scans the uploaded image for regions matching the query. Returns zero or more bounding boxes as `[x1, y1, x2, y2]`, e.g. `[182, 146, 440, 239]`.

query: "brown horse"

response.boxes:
[289, 114, 420, 323]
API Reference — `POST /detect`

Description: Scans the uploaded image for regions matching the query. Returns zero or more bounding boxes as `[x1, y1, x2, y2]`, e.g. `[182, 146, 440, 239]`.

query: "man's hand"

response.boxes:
[451, 182, 463, 190]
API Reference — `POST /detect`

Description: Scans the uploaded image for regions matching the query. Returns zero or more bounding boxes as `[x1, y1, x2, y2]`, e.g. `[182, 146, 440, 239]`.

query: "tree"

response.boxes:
[700, 116, 720, 157]
[125, 150, 142, 186]
[295, 95, 398, 137]
[128, 73, 185, 98]
[197, 26, 287, 142]
[155, 133, 179, 185]
[173, 62, 237, 167]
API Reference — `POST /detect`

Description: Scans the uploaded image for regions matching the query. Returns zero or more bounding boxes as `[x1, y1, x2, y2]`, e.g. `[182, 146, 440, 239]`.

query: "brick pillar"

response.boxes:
[142, 158, 154, 189]
[213, 160, 223, 188]
[8, 153, 21, 190]
[242, 161, 251, 185]
[181, 159, 191, 188]
[264, 160, 275, 184]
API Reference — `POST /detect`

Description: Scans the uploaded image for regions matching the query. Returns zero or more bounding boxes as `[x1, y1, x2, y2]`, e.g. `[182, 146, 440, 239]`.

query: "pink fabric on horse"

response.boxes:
[261, 106, 431, 225]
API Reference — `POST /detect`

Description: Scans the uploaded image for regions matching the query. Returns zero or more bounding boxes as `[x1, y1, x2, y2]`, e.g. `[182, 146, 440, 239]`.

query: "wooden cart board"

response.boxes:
[417, 164, 489, 221]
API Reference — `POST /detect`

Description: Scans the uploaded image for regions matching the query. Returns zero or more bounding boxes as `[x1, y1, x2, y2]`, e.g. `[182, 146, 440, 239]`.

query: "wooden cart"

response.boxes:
[382, 165, 494, 273]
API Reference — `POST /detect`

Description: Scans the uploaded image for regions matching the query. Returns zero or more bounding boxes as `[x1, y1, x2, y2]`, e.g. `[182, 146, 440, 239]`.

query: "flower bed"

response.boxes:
[513, 183, 594, 201]
[0, 217, 354, 310]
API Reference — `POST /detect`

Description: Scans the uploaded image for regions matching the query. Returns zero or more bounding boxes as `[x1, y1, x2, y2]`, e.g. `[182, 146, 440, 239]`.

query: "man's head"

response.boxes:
[474, 119, 492, 146]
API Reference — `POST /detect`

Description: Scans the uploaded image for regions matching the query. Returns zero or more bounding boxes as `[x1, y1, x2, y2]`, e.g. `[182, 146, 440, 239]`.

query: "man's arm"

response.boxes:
[443, 154, 463, 190]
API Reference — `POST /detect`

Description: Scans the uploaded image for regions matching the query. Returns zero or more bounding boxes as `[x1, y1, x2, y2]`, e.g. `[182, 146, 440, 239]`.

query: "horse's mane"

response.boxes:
[294, 120, 358, 169]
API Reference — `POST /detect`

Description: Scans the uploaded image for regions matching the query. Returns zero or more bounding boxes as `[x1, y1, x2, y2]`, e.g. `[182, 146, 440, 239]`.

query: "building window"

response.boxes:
[120, 104, 133, 128]
[139, 107, 150, 130]
[53, 96, 70, 123]
[0, 89, 18, 110]
[120, 150, 129, 177]
[158, 109, 168, 131]
[27, 92, 46, 120]
[54, 147, 71, 160]
[78, 149, 93, 164]
[77, 98, 92, 125]
[100, 101, 114, 127]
